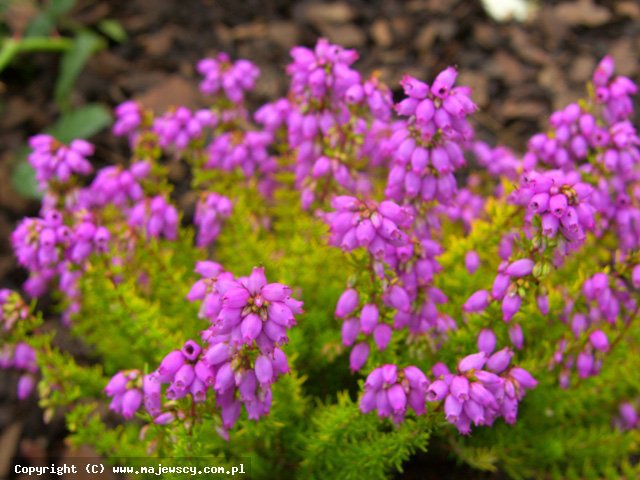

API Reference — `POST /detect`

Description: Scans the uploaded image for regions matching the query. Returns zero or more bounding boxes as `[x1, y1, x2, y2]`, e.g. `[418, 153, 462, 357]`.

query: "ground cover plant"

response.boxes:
[1, 39, 639, 479]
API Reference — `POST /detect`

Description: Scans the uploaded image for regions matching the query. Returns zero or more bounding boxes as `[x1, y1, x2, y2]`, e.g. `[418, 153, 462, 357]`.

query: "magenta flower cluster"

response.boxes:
[105, 265, 302, 436]
[360, 364, 429, 423]
[194, 193, 233, 247]
[385, 68, 476, 204]
[197, 53, 260, 102]
[426, 349, 537, 434]
[326, 196, 413, 257]
[28, 135, 94, 188]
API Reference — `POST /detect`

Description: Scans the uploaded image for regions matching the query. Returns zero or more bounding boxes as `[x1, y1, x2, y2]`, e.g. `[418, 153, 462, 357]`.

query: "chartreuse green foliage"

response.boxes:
[26, 176, 638, 480]
[298, 392, 431, 480]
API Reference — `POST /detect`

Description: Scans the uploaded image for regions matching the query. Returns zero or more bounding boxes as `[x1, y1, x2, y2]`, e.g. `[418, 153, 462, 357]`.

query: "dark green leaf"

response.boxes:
[97, 19, 127, 43]
[46, 0, 77, 18]
[11, 156, 42, 199]
[54, 31, 104, 105]
[25, 14, 55, 37]
[46, 103, 112, 143]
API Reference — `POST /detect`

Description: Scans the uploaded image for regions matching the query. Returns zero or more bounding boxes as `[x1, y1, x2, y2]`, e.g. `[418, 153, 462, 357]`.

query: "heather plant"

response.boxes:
[2, 42, 640, 479]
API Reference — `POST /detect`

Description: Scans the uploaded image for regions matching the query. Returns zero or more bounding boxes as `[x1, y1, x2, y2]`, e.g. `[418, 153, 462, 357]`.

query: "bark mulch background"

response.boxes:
[0, 0, 638, 478]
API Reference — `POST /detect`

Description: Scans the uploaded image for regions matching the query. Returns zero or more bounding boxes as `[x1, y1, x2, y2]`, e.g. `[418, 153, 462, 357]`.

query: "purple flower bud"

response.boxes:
[619, 403, 638, 429]
[450, 375, 470, 401]
[105, 372, 128, 396]
[223, 287, 250, 308]
[458, 352, 487, 373]
[384, 285, 411, 312]
[360, 389, 377, 413]
[509, 367, 538, 389]
[341, 318, 360, 346]
[158, 350, 185, 378]
[487, 348, 513, 373]
[492, 274, 510, 300]
[267, 302, 294, 327]
[388, 384, 407, 413]
[240, 313, 263, 341]
[426, 379, 448, 401]
[549, 194, 568, 218]
[205, 342, 231, 366]
[536, 294, 549, 315]
[404, 366, 429, 391]
[432, 66, 457, 98]
[373, 324, 392, 351]
[416, 99, 435, 124]
[17, 374, 35, 399]
[335, 288, 359, 318]
[121, 389, 143, 419]
[220, 400, 242, 430]
[463, 290, 489, 313]
[349, 342, 369, 372]
[502, 293, 522, 322]
[589, 330, 609, 352]
[505, 259, 534, 278]
[214, 362, 235, 393]
[509, 324, 524, 350]
[360, 304, 379, 334]
[469, 382, 497, 408]
[149, 412, 173, 425]
[174, 364, 195, 390]
[255, 355, 273, 385]
[246, 267, 267, 294]
[465, 251, 480, 274]
[408, 389, 426, 415]
[261, 283, 291, 302]
[528, 193, 550, 213]
[477, 329, 497, 355]
[571, 313, 587, 338]
[272, 347, 290, 376]
[432, 362, 450, 377]
[355, 219, 376, 246]
[181, 340, 202, 362]
[541, 213, 559, 237]
[444, 394, 463, 422]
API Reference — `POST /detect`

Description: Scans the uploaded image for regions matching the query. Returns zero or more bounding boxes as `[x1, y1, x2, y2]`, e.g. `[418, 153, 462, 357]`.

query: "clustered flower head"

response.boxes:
[360, 364, 429, 423]
[190, 265, 302, 435]
[105, 369, 145, 420]
[194, 193, 233, 247]
[385, 68, 477, 204]
[83, 161, 150, 209]
[273, 39, 396, 209]
[0, 343, 38, 400]
[286, 38, 360, 103]
[325, 196, 413, 257]
[108, 266, 302, 437]
[512, 169, 596, 244]
[205, 131, 276, 179]
[592, 55, 638, 124]
[153, 107, 216, 151]
[127, 195, 179, 241]
[197, 53, 260, 102]
[28, 135, 94, 188]
[427, 349, 537, 434]
[113, 101, 143, 140]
